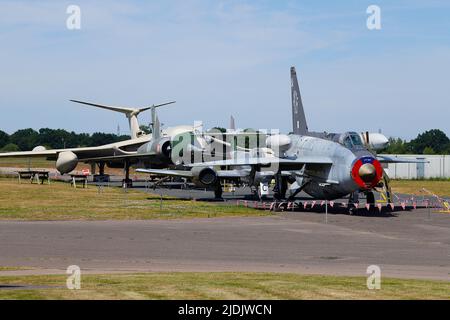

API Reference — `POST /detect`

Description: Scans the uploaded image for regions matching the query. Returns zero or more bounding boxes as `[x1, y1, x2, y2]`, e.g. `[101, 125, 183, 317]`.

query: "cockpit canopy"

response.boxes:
[339, 132, 364, 150]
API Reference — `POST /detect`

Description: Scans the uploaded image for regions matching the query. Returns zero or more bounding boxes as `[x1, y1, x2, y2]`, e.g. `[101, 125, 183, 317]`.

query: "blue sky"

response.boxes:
[0, 0, 449, 139]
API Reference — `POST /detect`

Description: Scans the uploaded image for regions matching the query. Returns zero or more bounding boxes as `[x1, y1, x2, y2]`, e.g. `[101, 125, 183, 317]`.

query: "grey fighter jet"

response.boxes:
[139, 67, 425, 205]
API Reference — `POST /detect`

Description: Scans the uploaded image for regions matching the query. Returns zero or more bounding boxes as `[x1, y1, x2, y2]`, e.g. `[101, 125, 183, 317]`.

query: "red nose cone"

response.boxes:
[351, 157, 383, 189]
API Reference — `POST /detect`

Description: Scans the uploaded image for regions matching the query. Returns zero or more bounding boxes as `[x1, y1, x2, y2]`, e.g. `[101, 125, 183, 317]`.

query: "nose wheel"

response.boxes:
[366, 191, 375, 205]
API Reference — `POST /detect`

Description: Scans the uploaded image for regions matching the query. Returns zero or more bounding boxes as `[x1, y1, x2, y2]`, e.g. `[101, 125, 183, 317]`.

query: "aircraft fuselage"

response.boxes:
[286, 135, 382, 200]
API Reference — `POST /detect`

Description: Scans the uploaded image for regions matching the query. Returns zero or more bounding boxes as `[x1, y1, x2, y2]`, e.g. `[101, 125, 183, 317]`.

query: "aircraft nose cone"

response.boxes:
[358, 163, 376, 182]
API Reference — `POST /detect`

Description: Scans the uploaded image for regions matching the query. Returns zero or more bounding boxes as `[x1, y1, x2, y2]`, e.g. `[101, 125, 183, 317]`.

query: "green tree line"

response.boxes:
[0, 128, 130, 152]
[0, 127, 448, 154]
[382, 129, 450, 155]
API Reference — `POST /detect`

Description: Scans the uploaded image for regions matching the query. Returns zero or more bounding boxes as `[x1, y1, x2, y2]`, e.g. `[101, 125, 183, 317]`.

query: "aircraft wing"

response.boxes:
[80, 152, 158, 163]
[189, 156, 333, 170]
[136, 168, 250, 179]
[0, 137, 149, 162]
[136, 168, 193, 178]
[377, 155, 430, 164]
[0, 145, 117, 161]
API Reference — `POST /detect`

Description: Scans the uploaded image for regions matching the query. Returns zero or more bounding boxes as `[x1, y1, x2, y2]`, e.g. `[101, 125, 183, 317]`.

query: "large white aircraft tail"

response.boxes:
[70, 100, 175, 139]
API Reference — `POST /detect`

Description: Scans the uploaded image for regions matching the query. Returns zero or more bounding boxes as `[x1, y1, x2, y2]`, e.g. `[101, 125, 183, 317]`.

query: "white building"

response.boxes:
[382, 154, 450, 179]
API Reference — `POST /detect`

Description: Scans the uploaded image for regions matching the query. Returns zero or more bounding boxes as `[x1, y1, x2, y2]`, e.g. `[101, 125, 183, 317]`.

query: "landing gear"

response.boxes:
[99, 162, 105, 176]
[122, 161, 133, 188]
[382, 170, 393, 204]
[288, 181, 310, 201]
[273, 174, 287, 200]
[348, 192, 359, 215]
[214, 183, 223, 199]
[93, 162, 110, 183]
[366, 191, 375, 205]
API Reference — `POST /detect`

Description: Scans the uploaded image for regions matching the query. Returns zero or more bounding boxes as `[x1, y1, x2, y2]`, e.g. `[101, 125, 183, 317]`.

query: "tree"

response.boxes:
[88, 132, 130, 147]
[382, 137, 409, 154]
[0, 143, 20, 153]
[38, 128, 73, 149]
[0, 130, 9, 149]
[423, 147, 435, 155]
[139, 125, 152, 135]
[210, 127, 226, 133]
[9, 129, 39, 151]
[408, 129, 449, 154]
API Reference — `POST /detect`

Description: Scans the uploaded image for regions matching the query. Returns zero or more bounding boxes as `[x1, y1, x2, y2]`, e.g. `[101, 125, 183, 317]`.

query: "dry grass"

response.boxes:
[0, 178, 266, 221]
[0, 157, 134, 176]
[0, 266, 32, 272]
[390, 180, 450, 197]
[0, 272, 448, 300]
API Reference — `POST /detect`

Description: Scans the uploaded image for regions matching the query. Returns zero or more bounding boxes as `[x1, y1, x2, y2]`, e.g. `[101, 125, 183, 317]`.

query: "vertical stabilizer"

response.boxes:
[151, 107, 161, 140]
[290, 67, 308, 135]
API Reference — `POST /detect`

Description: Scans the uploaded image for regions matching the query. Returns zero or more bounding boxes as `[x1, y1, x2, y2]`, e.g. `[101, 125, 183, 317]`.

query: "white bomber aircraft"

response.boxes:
[0, 100, 200, 186]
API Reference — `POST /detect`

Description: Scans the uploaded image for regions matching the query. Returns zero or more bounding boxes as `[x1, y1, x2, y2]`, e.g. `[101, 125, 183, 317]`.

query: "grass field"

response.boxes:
[390, 180, 450, 197]
[0, 157, 129, 176]
[0, 157, 55, 169]
[0, 178, 265, 220]
[0, 272, 448, 300]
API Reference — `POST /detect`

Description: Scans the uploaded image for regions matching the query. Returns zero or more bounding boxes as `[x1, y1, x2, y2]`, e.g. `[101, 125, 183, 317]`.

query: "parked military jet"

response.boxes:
[0, 100, 197, 186]
[139, 66, 425, 206]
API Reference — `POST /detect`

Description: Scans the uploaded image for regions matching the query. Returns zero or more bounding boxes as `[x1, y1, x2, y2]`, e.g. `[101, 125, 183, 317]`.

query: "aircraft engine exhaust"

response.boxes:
[191, 167, 218, 188]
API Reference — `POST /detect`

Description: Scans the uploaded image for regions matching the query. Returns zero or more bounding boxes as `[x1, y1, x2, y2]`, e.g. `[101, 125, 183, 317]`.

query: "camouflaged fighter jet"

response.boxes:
[139, 66, 426, 205]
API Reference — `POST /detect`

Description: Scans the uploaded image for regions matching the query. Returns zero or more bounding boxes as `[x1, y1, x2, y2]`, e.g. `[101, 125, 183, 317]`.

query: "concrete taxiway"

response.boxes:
[0, 208, 449, 280]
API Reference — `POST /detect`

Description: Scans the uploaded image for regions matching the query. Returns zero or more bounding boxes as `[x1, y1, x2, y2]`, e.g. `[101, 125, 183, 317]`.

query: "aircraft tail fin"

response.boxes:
[70, 100, 175, 139]
[290, 67, 308, 135]
[151, 108, 161, 140]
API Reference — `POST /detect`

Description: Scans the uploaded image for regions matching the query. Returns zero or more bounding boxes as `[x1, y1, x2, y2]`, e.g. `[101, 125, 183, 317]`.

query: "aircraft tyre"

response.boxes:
[366, 191, 375, 206]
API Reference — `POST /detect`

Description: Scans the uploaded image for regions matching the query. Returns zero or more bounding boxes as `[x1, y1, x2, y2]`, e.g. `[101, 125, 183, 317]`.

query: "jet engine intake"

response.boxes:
[351, 156, 383, 189]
